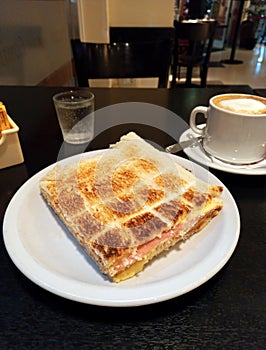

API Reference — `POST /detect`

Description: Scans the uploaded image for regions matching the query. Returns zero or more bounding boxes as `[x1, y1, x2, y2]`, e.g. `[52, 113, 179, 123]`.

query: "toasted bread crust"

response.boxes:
[112, 206, 222, 282]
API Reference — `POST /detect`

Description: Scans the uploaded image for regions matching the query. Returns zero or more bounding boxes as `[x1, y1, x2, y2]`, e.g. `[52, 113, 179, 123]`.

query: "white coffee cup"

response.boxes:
[190, 93, 266, 165]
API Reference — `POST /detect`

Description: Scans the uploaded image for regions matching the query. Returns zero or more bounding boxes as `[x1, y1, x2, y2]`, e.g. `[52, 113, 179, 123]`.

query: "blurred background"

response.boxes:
[0, 0, 265, 88]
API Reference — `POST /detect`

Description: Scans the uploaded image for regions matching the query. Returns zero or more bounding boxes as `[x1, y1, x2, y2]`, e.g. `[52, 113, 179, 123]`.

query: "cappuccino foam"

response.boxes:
[214, 96, 266, 115]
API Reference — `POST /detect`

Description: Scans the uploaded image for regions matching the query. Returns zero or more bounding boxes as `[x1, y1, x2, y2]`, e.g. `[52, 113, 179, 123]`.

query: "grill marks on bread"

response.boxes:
[155, 199, 191, 227]
[124, 212, 168, 244]
[39, 132, 223, 281]
[42, 156, 220, 251]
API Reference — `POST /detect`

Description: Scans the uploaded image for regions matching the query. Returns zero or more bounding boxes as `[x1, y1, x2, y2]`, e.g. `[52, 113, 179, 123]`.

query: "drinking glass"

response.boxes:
[53, 89, 94, 144]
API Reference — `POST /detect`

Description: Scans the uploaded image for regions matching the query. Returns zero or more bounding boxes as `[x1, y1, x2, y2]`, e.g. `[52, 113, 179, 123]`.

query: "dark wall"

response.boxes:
[188, 0, 207, 19]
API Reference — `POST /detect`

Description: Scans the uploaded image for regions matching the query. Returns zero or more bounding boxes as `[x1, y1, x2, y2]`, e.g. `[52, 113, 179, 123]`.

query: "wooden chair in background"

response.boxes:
[71, 27, 174, 88]
[171, 20, 217, 88]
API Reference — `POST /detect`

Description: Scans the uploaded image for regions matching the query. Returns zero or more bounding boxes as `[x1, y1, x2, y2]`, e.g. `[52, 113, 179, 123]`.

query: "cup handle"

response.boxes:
[189, 106, 208, 136]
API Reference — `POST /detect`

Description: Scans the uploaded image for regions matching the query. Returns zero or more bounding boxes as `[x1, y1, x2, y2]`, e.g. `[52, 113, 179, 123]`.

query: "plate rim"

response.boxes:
[3, 151, 240, 307]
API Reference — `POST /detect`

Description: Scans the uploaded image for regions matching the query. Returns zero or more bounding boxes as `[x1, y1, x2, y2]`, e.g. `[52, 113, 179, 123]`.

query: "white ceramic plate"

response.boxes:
[179, 127, 266, 175]
[3, 151, 240, 307]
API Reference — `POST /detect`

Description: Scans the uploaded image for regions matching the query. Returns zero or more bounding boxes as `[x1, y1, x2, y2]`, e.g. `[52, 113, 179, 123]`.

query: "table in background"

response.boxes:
[254, 89, 266, 98]
[0, 85, 265, 349]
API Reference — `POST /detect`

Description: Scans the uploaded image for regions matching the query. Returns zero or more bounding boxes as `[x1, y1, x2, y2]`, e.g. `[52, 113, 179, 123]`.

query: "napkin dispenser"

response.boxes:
[0, 116, 24, 169]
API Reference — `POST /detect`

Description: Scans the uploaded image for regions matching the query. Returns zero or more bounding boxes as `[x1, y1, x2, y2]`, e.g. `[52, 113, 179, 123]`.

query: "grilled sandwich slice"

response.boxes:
[40, 132, 223, 282]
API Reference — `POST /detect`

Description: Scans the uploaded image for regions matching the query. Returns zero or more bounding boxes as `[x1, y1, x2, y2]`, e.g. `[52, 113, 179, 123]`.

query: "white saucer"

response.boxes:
[179, 128, 266, 175]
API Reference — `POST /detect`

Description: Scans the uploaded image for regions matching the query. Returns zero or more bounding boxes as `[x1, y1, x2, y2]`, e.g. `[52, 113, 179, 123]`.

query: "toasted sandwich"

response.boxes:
[39, 132, 223, 282]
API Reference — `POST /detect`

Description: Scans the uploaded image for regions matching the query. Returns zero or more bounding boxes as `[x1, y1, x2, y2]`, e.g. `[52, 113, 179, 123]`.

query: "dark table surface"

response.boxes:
[0, 85, 265, 349]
